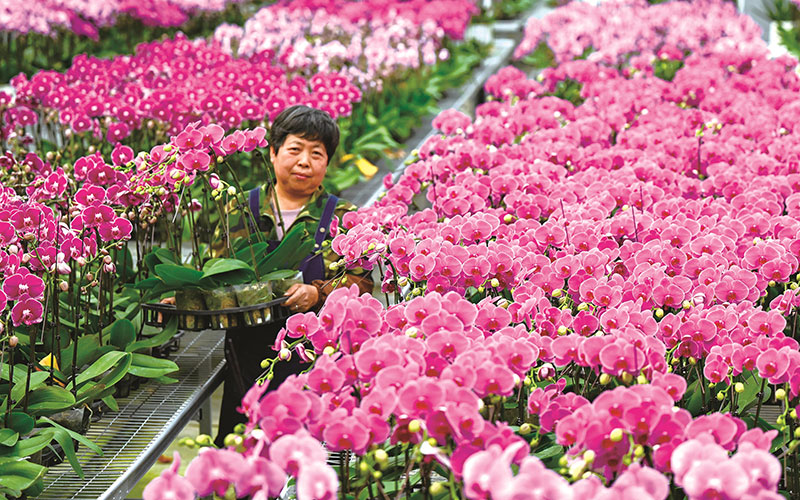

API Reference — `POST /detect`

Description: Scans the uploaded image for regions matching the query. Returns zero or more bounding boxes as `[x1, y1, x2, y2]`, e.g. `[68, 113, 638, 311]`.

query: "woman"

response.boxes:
[213, 105, 373, 446]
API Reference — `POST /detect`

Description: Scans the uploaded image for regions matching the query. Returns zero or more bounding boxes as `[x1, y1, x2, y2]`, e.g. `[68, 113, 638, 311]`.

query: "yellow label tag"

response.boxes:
[40, 353, 59, 371]
[356, 157, 378, 179]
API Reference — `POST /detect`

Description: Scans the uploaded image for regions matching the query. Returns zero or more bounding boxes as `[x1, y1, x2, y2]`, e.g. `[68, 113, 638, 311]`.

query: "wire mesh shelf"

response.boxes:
[35, 330, 226, 500]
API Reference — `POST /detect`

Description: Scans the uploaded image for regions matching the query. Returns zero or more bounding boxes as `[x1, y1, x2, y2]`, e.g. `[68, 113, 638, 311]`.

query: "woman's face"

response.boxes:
[270, 133, 328, 200]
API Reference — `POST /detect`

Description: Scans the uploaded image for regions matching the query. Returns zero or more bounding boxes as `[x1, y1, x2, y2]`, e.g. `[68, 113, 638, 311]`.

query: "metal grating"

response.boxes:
[36, 330, 226, 500]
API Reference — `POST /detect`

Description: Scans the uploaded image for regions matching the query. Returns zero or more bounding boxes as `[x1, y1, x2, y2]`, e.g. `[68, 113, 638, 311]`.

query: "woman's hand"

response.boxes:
[282, 283, 319, 313]
[157, 296, 176, 323]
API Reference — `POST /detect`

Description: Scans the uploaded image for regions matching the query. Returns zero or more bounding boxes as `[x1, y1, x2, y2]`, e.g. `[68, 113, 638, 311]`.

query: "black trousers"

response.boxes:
[214, 320, 304, 447]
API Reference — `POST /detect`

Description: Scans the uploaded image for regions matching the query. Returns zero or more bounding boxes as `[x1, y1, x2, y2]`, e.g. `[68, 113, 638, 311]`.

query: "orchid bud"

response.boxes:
[21, 253, 31, 263]
[557, 325, 568, 336]
[519, 423, 532, 435]
[407, 420, 421, 433]
[323, 346, 336, 356]
[538, 363, 555, 380]
[86, 272, 94, 281]
[609, 428, 624, 442]
[227, 186, 237, 196]
[776, 388, 786, 401]
[429, 483, 445, 496]
[103, 263, 116, 273]
[8, 335, 18, 348]
[296, 344, 315, 363]
[636, 374, 648, 384]
[716, 391, 725, 401]
[569, 459, 586, 480]
[405, 326, 419, 338]
[490, 278, 500, 288]
[374, 449, 388, 464]
[279, 348, 291, 361]
[77, 257, 86, 267]
[59, 281, 69, 292]
[621, 372, 633, 384]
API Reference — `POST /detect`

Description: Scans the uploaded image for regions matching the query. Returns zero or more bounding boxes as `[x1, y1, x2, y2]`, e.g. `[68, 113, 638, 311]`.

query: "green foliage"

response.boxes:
[520, 41, 556, 69]
[108, 319, 137, 350]
[127, 354, 178, 379]
[0, 457, 46, 499]
[473, 0, 539, 21]
[232, 221, 316, 276]
[778, 23, 800, 60]
[653, 58, 684, 81]
[549, 78, 584, 106]
[0, 2, 251, 81]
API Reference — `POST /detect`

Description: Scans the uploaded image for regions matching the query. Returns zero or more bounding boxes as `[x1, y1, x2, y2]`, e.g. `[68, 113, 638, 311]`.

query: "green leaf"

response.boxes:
[73, 351, 128, 387]
[127, 316, 178, 353]
[5, 412, 34, 436]
[153, 264, 204, 288]
[133, 277, 162, 290]
[144, 248, 177, 274]
[128, 354, 178, 379]
[0, 431, 52, 458]
[108, 319, 136, 350]
[76, 353, 131, 403]
[261, 269, 299, 281]
[234, 242, 269, 264]
[38, 417, 101, 455]
[25, 386, 76, 416]
[60, 334, 101, 374]
[534, 444, 563, 460]
[735, 371, 772, 414]
[202, 258, 255, 279]
[0, 430, 19, 447]
[38, 417, 102, 478]
[102, 395, 119, 412]
[49, 428, 84, 478]
[0, 457, 46, 495]
[684, 379, 705, 417]
[0, 363, 26, 384]
[2, 372, 50, 413]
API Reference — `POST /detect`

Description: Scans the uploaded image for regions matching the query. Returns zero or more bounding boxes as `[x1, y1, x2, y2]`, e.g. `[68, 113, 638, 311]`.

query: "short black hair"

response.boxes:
[269, 105, 339, 164]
